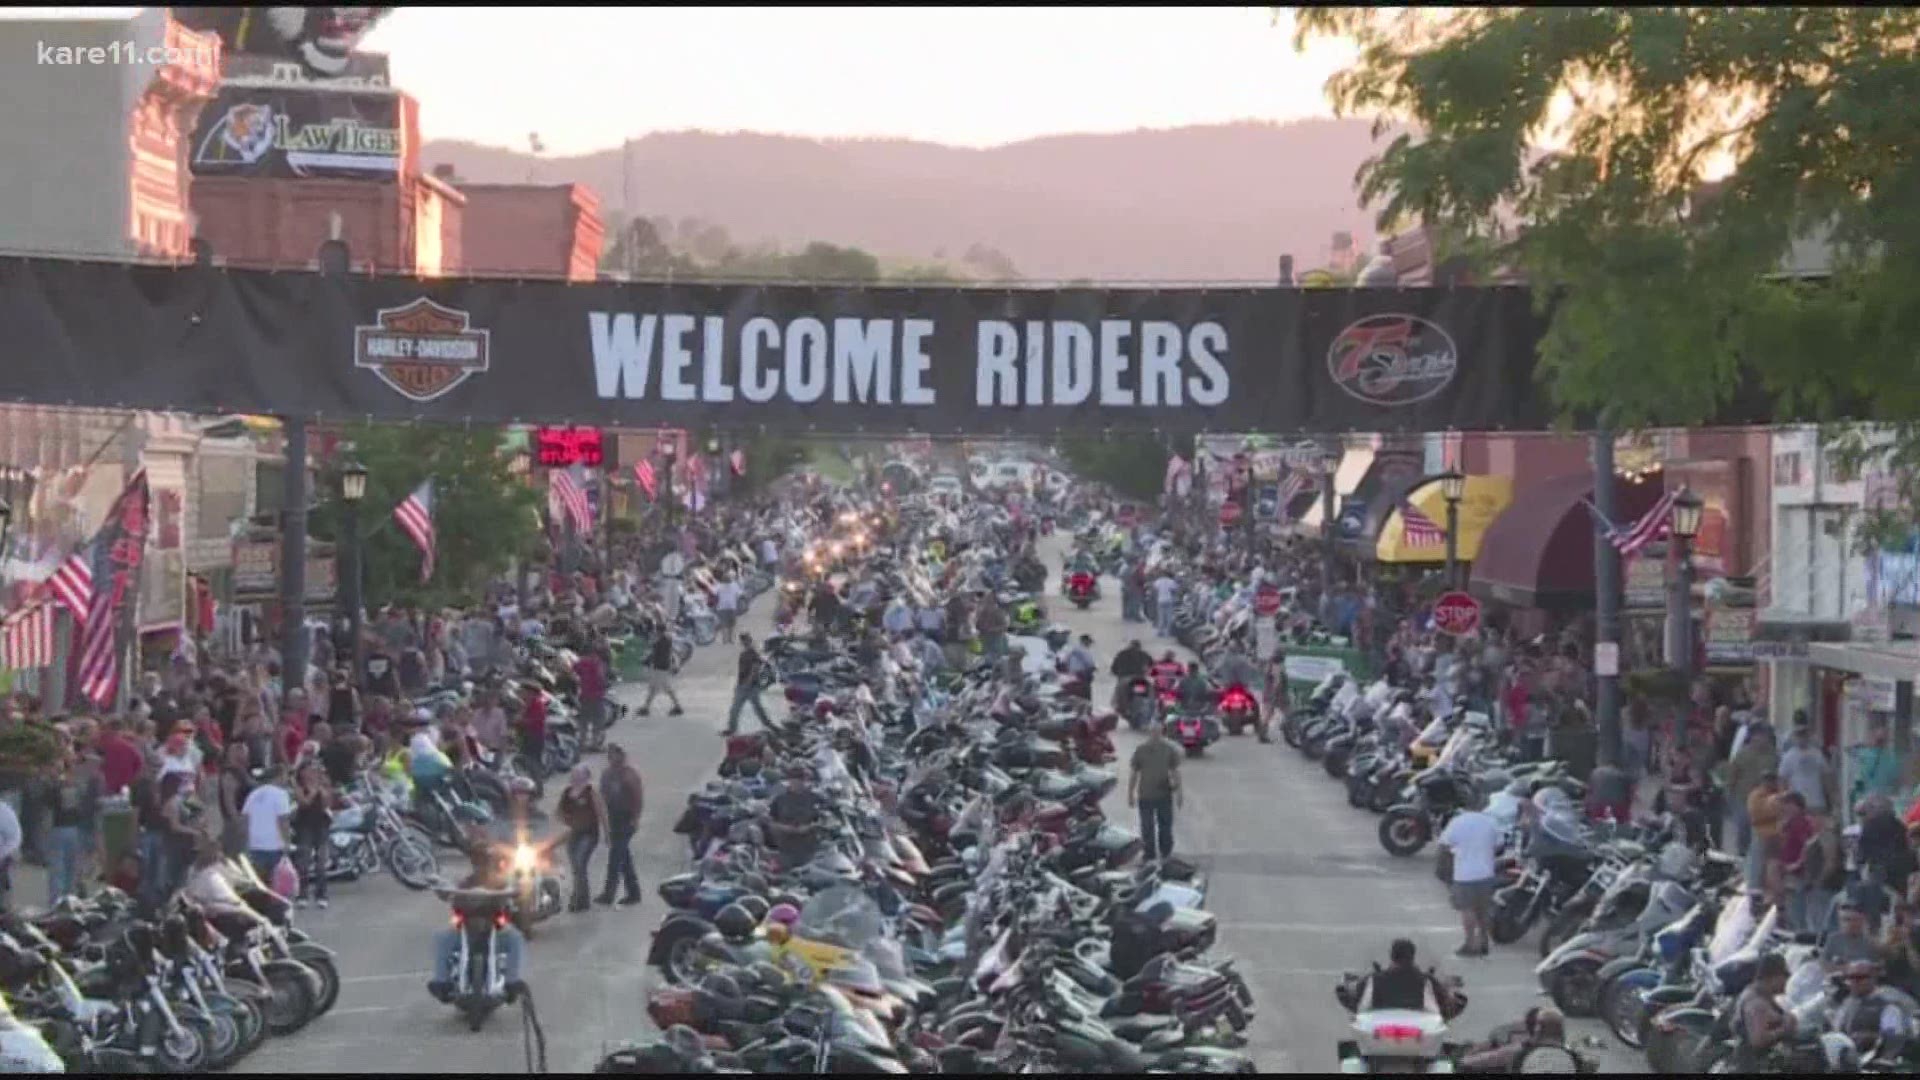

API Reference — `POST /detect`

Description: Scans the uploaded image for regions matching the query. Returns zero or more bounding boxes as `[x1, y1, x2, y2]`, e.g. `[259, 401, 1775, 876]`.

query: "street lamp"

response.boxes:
[339, 459, 367, 687]
[1669, 488, 1704, 679]
[658, 434, 679, 529]
[1436, 470, 1466, 590]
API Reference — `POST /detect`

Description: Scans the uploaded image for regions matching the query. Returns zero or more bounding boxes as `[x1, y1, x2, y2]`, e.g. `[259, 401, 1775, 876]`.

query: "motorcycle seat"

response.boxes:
[1109, 1013, 1181, 1042]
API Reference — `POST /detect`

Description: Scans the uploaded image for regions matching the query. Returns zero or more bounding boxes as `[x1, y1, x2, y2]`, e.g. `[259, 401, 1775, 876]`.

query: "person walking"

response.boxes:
[289, 761, 333, 909]
[714, 573, 742, 645]
[1440, 791, 1502, 957]
[1152, 571, 1178, 638]
[1127, 719, 1182, 862]
[595, 744, 644, 907]
[724, 634, 774, 736]
[636, 631, 684, 718]
[1850, 717, 1905, 809]
[556, 764, 606, 913]
[1747, 770, 1787, 890]
[1779, 724, 1836, 818]
[574, 645, 610, 739]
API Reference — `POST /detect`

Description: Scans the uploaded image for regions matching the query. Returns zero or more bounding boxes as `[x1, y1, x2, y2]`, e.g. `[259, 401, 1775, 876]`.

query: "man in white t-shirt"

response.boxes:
[1439, 796, 1502, 957]
[240, 765, 294, 884]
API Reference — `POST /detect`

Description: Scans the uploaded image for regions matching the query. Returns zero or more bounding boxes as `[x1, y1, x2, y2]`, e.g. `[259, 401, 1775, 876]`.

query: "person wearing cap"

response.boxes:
[1825, 901, 1885, 972]
[1834, 959, 1915, 1057]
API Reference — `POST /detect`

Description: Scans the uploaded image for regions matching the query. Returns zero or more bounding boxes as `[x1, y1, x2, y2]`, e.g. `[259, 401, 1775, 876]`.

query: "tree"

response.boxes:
[1295, 6, 1920, 541]
[1060, 434, 1194, 502]
[600, 214, 700, 278]
[311, 424, 540, 609]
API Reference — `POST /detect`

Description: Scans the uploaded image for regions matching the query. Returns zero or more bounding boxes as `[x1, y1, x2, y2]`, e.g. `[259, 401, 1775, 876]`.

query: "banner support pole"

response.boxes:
[1592, 424, 1623, 767]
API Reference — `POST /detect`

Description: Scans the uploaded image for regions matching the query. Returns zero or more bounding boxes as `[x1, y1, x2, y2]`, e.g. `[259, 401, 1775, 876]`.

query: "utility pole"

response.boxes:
[281, 219, 349, 699]
[113, 417, 147, 713]
[1592, 426, 1622, 767]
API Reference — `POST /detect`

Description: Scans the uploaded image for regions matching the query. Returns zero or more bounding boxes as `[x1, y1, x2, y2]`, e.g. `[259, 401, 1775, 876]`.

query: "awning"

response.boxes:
[1377, 476, 1514, 563]
[1468, 472, 1668, 610]
[1809, 640, 1920, 683]
[1296, 447, 1374, 530]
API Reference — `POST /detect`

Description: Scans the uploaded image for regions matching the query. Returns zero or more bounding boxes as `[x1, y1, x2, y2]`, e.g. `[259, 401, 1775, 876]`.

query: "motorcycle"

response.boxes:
[434, 884, 518, 1032]
[1216, 685, 1259, 737]
[1067, 572, 1099, 610]
[1333, 967, 1469, 1074]
[1169, 708, 1221, 757]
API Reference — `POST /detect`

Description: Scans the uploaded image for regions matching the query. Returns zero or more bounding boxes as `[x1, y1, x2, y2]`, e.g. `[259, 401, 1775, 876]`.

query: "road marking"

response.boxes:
[343, 970, 433, 984]
[1224, 921, 1463, 935]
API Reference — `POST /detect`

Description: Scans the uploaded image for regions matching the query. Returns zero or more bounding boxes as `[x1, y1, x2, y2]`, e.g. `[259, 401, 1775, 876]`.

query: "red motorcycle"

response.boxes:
[1217, 684, 1260, 737]
[1067, 571, 1098, 609]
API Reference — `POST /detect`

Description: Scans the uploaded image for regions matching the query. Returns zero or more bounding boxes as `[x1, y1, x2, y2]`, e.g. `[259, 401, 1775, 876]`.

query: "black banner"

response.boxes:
[0, 257, 1562, 436]
[189, 83, 401, 180]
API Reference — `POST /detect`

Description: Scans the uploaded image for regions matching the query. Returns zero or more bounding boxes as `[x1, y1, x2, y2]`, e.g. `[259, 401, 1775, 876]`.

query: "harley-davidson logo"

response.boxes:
[354, 298, 491, 402]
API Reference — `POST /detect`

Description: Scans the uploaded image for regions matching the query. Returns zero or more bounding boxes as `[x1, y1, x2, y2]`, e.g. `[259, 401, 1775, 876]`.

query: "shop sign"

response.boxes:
[231, 537, 337, 603]
[1705, 606, 1756, 665]
[1624, 555, 1666, 609]
[1749, 641, 1809, 660]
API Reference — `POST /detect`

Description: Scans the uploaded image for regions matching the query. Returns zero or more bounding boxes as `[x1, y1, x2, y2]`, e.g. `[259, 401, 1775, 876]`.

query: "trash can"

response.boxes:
[99, 796, 136, 873]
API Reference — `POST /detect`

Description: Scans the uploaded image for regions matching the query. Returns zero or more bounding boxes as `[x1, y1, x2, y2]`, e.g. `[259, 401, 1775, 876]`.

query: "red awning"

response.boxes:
[1469, 472, 1667, 611]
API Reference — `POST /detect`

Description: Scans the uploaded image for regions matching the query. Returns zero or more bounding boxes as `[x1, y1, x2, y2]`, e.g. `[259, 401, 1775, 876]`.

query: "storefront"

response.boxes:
[1469, 471, 1667, 636]
[1372, 474, 1513, 572]
[1806, 637, 1918, 813]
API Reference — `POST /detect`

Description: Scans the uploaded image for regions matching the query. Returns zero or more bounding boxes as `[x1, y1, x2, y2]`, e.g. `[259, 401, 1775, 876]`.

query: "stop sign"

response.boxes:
[1432, 591, 1482, 637]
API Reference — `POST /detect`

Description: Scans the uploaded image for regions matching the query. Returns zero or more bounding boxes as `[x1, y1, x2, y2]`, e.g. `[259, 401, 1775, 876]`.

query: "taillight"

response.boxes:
[494, 911, 511, 929]
[451, 912, 465, 928]
[1372, 1024, 1424, 1041]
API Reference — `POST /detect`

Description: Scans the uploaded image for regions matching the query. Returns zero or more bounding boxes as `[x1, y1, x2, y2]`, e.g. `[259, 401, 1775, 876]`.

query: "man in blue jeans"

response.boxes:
[1128, 719, 1183, 861]
[724, 634, 773, 736]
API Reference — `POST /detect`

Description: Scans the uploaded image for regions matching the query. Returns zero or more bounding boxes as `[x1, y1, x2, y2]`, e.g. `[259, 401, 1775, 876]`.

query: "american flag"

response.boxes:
[549, 463, 593, 533]
[1, 602, 54, 671]
[1400, 502, 1447, 548]
[393, 480, 436, 582]
[47, 548, 93, 617]
[633, 458, 658, 500]
[1275, 470, 1311, 521]
[1604, 487, 1681, 558]
[73, 470, 150, 708]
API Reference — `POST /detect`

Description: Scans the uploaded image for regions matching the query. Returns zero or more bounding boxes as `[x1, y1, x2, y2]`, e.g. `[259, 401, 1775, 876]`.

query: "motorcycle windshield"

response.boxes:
[795, 885, 887, 951]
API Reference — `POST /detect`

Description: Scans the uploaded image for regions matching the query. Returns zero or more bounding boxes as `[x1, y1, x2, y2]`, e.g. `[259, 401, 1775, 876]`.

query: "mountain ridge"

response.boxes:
[422, 119, 1399, 282]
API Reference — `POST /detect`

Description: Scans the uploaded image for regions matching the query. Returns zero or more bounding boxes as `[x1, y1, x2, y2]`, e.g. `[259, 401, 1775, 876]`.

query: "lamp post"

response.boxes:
[339, 459, 367, 687]
[1669, 488, 1704, 681]
[0, 495, 12, 617]
[659, 434, 678, 530]
[1437, 470, 1466, 590]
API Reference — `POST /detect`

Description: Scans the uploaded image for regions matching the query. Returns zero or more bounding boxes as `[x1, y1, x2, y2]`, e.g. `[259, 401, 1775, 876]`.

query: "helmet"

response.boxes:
[713, 903, 757, 940]
[699, 972, 742, 1000]
[767, 903, 801, 927]
[735, 895, 770, 923]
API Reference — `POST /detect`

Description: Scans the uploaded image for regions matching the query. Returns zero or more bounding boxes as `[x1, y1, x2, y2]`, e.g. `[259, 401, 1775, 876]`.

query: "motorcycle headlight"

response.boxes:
[512, 844, 536, 872]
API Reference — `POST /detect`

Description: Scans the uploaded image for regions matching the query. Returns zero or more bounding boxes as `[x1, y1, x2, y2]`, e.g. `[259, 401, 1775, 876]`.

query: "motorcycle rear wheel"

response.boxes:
[1600, 976, 1648, 1049]
[1488, 890, 1535, 945]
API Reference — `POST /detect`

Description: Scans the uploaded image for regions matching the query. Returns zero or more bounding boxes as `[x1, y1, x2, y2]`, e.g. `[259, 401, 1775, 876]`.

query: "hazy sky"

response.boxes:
[6, 7, 1357, 151]
[356, 7, 1357, 154]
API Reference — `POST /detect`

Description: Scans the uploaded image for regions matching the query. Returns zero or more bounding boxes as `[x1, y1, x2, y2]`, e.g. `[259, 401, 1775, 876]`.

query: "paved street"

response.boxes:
[246, 535, 1640, 1073]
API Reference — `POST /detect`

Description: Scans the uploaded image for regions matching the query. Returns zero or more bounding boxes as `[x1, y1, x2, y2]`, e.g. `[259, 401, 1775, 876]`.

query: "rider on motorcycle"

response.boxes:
[426, 823, 528, 1004]
[1351, 939, 1460, 1016]
[1177, 662, 1215, 714]
[1110, 639, 1152, 712]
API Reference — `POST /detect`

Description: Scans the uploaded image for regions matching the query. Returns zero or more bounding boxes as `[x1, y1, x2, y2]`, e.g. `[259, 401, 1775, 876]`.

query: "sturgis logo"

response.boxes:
[194, 103, 278, 167]
[354, 298, 491, 403]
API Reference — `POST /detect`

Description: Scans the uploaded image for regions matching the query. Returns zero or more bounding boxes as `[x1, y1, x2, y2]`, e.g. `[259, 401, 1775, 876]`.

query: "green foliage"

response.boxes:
[1060, 434, 1195, 502]
[1294, 6, 1920, 540]
[312, 424, 540, 609]
[0, 722, 64, 773]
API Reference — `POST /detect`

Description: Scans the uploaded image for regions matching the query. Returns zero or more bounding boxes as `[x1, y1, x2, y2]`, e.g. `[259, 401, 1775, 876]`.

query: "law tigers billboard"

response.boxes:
[0, 257, 1556, 435]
